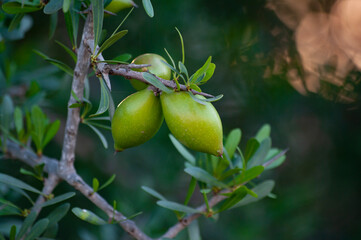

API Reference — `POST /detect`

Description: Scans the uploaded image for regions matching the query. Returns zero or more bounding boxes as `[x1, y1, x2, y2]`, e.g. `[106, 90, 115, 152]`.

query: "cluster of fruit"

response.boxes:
[111, 54, 223, 156]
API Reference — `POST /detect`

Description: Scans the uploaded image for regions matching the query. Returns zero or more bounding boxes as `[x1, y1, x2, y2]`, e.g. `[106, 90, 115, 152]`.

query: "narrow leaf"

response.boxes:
[142, 72, 173, 94]
[200, 63, 216, 84]
[2, 2, 41, 14]
[188, 92, 206, 105]
[55, 40, 77, 63]
[16, 211, 37, 240]
[247, 138, 271, 169]
[201, 94, 223, 102]
[24, 218, 49, 240]
[225, 128, 241, 160]
[40, 192, 75, 208]
[232, 180, 275, 208]
[64, 11, 74, 47]
[92, 178, 99, 192]
[42, 120, 60, 148]
[255, 124, 271, 143]
[91, 0, 104, 49]
[45, 58, 73, 76]
[244, 138, 260, 163]
[188, 220, 201, 240]
[185, 166, 228, 188]
[142, 0, 154, 18]
[233, 166, 264, 185]
[89, 78, 110, 117]
[62, 0, 70, 13]
[113, 53, 132, 62]
[96, 30, 128, 57]
[85, 123, 108, 149]
[141, 186, 166, 201]
[14, 107, 23, 136]
[169, 134, 195, 164]
[191, 56, 212, 84]
[47, 204, 69, 226]
[49, 13, 58, 39]
[9, 13, 25, 31]
[72, 208, 106, 225]
[0, 173, 42, 195]
[175, 27, 185, 64]
[10, 225, 16, 240]
[44, 0, 63, 14]
[218, 186, 248, 212]
[157, 200, 201, 214]
[98, 174, 116, 191]
[184, 177, 197, 205]
[178, 61, 188, 78]
[264, 148, 287, 170]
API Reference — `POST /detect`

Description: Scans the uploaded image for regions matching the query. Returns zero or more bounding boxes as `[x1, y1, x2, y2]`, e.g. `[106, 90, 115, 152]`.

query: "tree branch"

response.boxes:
[32, 174, 60, 215]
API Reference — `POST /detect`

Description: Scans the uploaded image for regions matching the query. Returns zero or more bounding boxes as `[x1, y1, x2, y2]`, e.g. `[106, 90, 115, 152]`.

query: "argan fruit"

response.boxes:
[160, 91, 223, 156]
[105, 0, 135, 14]
[130, 53, 172, 90]
[111, 89, 163, 151]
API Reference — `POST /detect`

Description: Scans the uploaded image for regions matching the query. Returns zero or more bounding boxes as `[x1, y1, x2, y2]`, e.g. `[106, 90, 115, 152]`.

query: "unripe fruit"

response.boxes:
[111, 89, 163, 151]
[130, 53, 172, 90]
[160, 91, 223, 156]
[105, 0, 135, 14]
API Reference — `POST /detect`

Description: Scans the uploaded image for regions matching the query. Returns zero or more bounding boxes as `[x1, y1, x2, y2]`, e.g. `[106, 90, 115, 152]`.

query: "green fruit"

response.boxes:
[160, 91, 223, 156]
[130, 53, 172, 90]
[105, 0, 135, 14]
[111, 89, 163, 151]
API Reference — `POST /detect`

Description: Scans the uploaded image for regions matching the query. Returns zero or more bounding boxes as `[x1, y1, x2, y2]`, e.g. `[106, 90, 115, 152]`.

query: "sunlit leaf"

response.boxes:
[157, 200, 201, 214]
[141, 186, 166, 201]
[113, 53, 132, 62]
[142, 0, 154, 18]
[200, 63, 216, 84]
[92, 178, 99, 192]
[62, 0, 70, 13]
[233, 166, 264, 185]
[72, 208, 106, 225]
[191, 56, 212, 84]
[169, 134, 195, 164]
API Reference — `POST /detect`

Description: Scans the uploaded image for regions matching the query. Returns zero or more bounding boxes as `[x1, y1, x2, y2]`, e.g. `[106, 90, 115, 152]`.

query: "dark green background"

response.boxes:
[1, 0, 361, 239]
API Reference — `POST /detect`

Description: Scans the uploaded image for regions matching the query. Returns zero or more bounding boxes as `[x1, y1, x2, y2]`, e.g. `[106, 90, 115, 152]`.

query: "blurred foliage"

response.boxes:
[0, 0, 361, 239]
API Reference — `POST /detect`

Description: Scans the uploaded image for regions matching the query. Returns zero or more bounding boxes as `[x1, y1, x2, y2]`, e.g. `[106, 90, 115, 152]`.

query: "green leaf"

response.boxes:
[184, 177, 197, 205]
[64, 11, 74, 47]
[189, 83, 201, 93]
[0, 233, 4, 240]
[113, 53, 132, 62]
[89, 78, 110, 117]
[92, 178, 99, 192]
[218, 168, 242, 181]
[96, 30, 128, 57]
[191, 56, 212, 84]
[169, 134, 195, 164]
[244, 138, 260, 163]
[142, 72, 173, 94]
[91, 0, 104, 49]
[16, 211, 37, 240]
[2, 2, 41, 14]
[218, 186, 248, 212]
[62, 0, 70, 13]
[10, 225, 16, 240]
[47, 203, 70, 227]
[175, 27, 185, 64]
[160, 60, 183, 78]
[85, 123, 108, 149]
[0, 173, 43, 195]
[0, 198, 21, 211]
[188, 220, 201, 240]
[264, 148, 287, 170]
[45, 58, 73, 76]
[141, 186, 166, 201]
[0, 205, 21, 216]
[44, 0, 63, 14]
[42, 223, 58, 238]
[255, 124, 271, 143]
[247, 138, 271, 169]
[20, 168, 40, 180]
[49, 13, 58, 39]
[233, 166, 264, 185]
[72, 208, 106, 225]
[142, 0, 154, 18]
[14, 107, 23, 136]
[70, 1, 81, 47]
[24, 218, 49, 240]
[9, 13, 25, 31]
[178, 61, 188, 78]
[200, 63, 216, 84]
[157, 200, 201, 214]
[1, 94, 14, 133]
[40, 192, 75, 208]
[42, 120, 60, 149]
[55, 40, 76, 63]
[110, 7, 134, 37]
[201, 94, 223, 102]
[185, 166, 228, 188]
[225, 128, 241, 160]
[232, 180, 275, 208]
[98, 174, 116, 191]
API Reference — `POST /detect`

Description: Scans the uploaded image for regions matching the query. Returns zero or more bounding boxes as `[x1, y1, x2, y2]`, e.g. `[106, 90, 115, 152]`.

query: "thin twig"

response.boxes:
[32, 174, 60, 215]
